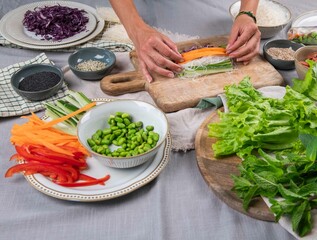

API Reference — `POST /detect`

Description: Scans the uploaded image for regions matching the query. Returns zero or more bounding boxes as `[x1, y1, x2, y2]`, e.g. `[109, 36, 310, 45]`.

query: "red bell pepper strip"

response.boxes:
[16, 145, 87, 168]
[5, 162, 73, 183]
[79, 173, 105, 185]
[56, 175, 110, 187]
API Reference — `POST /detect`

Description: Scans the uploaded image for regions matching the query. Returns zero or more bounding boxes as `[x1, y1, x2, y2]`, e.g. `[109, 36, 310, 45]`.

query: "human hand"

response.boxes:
[226, 14, 261, 64]
[131, 24, 183, 82]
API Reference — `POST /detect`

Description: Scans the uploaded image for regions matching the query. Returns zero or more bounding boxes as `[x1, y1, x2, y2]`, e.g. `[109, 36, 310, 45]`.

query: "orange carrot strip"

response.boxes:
[180, 48, 227, 64]
[182, 47, 226, 55]
[39, 102, 96, 129]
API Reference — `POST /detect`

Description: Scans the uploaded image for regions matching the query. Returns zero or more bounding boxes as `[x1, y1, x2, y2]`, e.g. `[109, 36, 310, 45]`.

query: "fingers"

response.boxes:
[139, 60, 153, 83]
[138, 35, 184, 82]
[148, 49, 182, 72]
[139, 52, 176, 83]
[227, 16, 261, 63]
[230, 33, 260, 62]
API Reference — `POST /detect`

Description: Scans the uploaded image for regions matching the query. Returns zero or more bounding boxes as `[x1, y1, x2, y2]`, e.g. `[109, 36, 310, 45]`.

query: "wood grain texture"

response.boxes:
[100, 35, 284, 113]
[195, 108, 275, 222]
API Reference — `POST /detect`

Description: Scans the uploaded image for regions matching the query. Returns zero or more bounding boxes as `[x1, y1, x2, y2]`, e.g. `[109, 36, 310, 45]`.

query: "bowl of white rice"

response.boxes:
[229, 0, 292, 39]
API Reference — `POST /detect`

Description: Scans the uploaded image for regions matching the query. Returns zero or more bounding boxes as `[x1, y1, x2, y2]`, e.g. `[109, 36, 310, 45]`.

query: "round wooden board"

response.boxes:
[195, 108, 275, 222]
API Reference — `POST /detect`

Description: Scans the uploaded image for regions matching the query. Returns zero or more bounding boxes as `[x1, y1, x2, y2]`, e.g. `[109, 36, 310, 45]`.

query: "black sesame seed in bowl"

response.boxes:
[11, 64, 64, 101]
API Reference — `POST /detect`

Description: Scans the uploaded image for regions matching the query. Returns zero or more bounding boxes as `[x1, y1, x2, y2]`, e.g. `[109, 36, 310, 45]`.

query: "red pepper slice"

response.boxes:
[10, 154, 22, 161]
[79, 173, 105, 185]
[56, 175, 110, 187]
[5, 162, 72, 183]
[16, 145, 87, 168]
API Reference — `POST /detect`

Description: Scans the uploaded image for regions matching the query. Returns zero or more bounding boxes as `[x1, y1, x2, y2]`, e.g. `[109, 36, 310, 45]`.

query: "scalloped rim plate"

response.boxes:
[0, 1, 105, 50]
[24, 98, 171, 202]
[4, 1, 97, 46]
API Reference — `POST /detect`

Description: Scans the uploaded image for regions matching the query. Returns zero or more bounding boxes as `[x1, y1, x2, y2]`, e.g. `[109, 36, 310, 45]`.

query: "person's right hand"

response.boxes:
[130, 24, 183, 82]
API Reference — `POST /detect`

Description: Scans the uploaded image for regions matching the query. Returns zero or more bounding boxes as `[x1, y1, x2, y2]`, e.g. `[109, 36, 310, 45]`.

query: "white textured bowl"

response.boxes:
[229, 0, 292, 39]
[77, 100, 169, 168]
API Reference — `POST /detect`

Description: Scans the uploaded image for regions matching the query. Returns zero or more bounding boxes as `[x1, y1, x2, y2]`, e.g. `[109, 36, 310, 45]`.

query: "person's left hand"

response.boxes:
[226, 14, 261, 64]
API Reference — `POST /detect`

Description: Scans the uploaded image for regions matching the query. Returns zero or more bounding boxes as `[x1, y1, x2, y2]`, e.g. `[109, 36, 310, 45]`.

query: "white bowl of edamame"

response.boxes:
[77, 99, 169, 168]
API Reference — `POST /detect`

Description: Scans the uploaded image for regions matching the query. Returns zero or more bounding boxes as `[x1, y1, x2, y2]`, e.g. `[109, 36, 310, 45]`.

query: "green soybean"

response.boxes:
[121, 113, 130, 119]
[88, 111, 161, 157]
[146, 125, 154, 131]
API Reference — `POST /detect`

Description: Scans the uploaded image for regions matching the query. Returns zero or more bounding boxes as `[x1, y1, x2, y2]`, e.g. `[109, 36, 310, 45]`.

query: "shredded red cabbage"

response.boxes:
[23, 5, 89, 41]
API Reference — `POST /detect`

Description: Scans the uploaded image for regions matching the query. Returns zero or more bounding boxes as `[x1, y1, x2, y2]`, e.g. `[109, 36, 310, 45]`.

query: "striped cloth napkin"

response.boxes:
[0, 53, 68, 117]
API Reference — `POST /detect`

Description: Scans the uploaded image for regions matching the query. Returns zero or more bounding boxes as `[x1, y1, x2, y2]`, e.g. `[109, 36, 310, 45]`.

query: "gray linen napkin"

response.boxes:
[0, 53, 68, 117]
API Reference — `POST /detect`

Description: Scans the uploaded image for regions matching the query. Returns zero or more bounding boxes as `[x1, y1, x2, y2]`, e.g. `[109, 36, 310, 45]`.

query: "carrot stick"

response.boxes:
[39, 101, 96, 129]
[180, 48, 227, 64]
[183, 47, 226, 55]
[10, 101, 96, 157]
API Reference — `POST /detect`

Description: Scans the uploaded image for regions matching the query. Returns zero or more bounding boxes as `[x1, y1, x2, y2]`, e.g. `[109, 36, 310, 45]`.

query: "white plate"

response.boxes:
[23, 99, 171, 201]
[0, 1, 105, 50]
[292, 10, 317, 27]
[4, 1, 97, 46]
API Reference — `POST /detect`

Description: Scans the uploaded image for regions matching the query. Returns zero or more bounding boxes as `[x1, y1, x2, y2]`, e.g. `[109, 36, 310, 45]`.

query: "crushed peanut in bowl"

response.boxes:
[75, 59, 107, 72]
[266, 47, 295, 61]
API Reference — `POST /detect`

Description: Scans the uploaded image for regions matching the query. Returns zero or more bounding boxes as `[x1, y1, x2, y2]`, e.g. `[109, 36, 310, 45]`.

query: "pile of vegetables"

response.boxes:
[177, 46, 233, 78]
[44, 90, 92, 135]
[288, 27, 317, 45]
[208, 61, 317, 237]
[299, 54, 317, 68]
[88, 112, 160, 157]
[5, 92, 111, 187]
[23, 5, 89, 41]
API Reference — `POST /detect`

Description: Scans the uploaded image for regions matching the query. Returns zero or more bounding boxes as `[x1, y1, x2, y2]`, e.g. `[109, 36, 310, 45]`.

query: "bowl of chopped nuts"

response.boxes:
[263, 39, 304, 70]
[68, 47, 116, 81]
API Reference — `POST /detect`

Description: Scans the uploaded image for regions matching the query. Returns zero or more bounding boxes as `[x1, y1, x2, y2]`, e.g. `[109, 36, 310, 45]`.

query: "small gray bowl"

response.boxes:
[11, 64, 63, 101]
[68, 47, 116, 81]
[263, 39, 304, 70]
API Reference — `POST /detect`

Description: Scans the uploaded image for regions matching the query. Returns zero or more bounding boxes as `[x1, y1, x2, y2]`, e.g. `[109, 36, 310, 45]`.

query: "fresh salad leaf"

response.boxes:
[209, 63, 317, 236]
[292, 60, 317, 100]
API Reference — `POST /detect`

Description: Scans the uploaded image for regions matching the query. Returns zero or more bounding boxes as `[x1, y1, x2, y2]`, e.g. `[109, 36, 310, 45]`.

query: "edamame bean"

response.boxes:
[117, 122, 125, 129]
[135, 121, 143, 128]
[121, 113, 130, 119]
[152, 133, 160, 141]
[123, 118, 131, 125]
[115, 116, 123, 123]
[128, 123, 136, 129]
[89, 111, 161, 157]
[87, 138, 95, 147]
[102, 128, 112, 135]
[146, 125, 154, 131]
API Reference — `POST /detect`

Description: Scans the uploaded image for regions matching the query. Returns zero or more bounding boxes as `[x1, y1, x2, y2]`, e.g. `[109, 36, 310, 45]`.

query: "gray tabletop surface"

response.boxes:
[1, 1, 316, 239]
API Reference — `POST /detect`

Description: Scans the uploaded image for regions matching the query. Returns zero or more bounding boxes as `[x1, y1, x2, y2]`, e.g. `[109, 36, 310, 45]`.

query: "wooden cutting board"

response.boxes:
[195, 108, 275, 222]
[100, 35, 284, 113]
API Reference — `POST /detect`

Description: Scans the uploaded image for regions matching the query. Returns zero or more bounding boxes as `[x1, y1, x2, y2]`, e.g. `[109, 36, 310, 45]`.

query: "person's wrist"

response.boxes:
[235, 11, 257, 23]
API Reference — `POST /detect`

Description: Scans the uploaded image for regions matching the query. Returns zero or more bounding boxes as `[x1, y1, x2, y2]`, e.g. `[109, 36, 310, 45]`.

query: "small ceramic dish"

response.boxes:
[68, 47, 116, 81]
[263, 39, 304, 70]
[11, 63, 63, 101]
[77, 99, 169, 168]
[294, 46, 317, 79]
